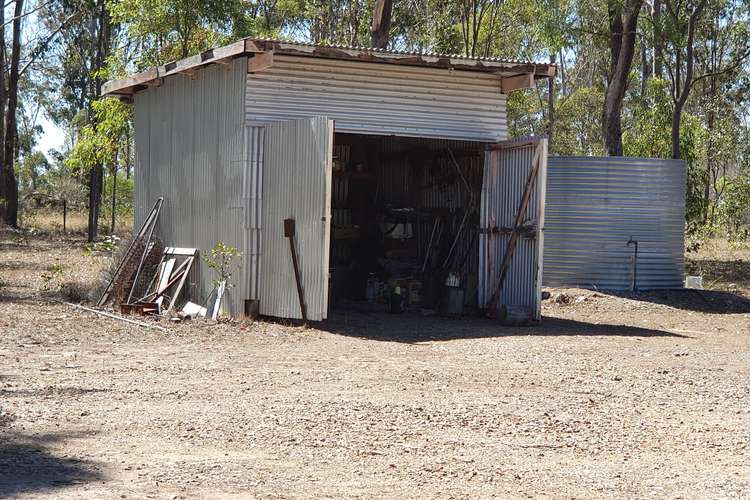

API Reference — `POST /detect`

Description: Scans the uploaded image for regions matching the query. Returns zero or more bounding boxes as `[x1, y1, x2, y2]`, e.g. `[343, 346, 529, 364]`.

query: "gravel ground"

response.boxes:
[1, 231, 749, 499]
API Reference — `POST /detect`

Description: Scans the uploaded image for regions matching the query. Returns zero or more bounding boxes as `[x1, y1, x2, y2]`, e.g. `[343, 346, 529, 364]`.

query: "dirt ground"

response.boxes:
[1, 228, 749, 499]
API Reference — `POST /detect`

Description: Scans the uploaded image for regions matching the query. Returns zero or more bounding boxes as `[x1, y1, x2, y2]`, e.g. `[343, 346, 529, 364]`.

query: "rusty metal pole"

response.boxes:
[284, 218, 308, 326]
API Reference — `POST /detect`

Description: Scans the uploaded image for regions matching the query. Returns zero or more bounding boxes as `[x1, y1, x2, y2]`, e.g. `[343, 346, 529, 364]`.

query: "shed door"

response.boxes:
[259, 117, 333, 321]
[479, 138, 548, 323]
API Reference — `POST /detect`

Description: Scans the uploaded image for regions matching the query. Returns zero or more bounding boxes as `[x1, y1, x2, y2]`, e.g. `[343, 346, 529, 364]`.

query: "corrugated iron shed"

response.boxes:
[121, 37, 555, 321]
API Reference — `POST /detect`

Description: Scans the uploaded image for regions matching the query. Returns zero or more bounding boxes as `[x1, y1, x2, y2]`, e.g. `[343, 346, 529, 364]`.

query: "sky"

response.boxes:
[37, 114, 66, 159]
[22, 6, 67, 161]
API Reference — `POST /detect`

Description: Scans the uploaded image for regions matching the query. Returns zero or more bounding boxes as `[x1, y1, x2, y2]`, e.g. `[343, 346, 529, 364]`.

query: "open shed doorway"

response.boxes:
[328, 132, 486, 316]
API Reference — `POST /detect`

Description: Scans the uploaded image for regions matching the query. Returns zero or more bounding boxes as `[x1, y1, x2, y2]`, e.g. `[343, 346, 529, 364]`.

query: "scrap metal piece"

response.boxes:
[284, 218, 308, 326]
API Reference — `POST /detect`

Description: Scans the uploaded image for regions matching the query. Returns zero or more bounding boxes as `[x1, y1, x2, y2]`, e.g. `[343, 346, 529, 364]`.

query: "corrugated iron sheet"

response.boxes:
[243, 125, 265, 300]
[132, 57, 248, 315]
[259, 117, 333, 321]
[245, 55, 507, 142]
[249, 36, 549, 65]
[544, 156, 686, 290]
[479, 139, 547, 322]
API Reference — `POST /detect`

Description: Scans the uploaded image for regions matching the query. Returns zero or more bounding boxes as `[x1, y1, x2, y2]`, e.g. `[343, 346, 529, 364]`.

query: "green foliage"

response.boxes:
[682, 113, 709, 227]
[65, 97, 131, 177]
[623, 79, 673, 158]
[714, 177, 750, 242]
[202, 242, 242, 289]
[554, 86, 605, 156]
[19, 0, 750, 245]
[101, 172, 134, 223]
[110, 0, 251, 66]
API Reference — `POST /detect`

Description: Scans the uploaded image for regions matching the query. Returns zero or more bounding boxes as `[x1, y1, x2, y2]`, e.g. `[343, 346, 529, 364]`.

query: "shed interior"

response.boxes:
[329, 132, 486, 315]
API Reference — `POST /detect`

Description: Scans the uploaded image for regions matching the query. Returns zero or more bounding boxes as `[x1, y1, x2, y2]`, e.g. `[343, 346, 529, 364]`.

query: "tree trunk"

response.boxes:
[370, 0, 393, 49]
[111, 162, 117, 234]
[125, 134, 131, 179]
[547, 53, 555, 153]
[558, 49, 567, 96]
[702, 22, 718, 224]
[668, 0, 706, 160]
[602, 0, 643, 156]
[670, 104, 683, 160]
[88, 165, 103, 241]
[87, 0, 111, 242]
[640, 33, 650, 95]
[0, 4, 6, 222]
[63, 199, 67, 234]
[2, 0, 25, 228]
[653, 0, 663, 78]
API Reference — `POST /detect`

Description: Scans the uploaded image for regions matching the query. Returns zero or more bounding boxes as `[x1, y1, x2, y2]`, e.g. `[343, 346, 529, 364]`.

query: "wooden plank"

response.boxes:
[164, 247, 198, 256]
[160, 40, 245, 79]
[487, 139, 540, 151]
[244, 39, 265, 53]
[501, 72, 534, 93]
[101, 68, 158, 96]
[166, 256, 194, 313]
[259, 39, 556, 76]
[156, 259, 176, 294]
[177, 68, 197, 79]
[247, 51, 274, 73]
[102, 40, 246, 97]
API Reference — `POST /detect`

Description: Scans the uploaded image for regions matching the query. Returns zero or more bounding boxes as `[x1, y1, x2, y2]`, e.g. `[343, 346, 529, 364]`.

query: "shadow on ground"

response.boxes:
[604, 288, 750, 314]
[0, 386, 108, 398]
[321, 312, 688, 343]
[0, 260, 43, 271]
[0, 290, 41, 304]
[687, 256, 750, 282]
[0, 431, 103, 497]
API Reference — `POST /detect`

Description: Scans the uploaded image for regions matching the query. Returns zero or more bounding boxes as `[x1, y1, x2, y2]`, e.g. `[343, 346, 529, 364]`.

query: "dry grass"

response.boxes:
[687, 238, 750, 297]
[19, 208, 133, 235]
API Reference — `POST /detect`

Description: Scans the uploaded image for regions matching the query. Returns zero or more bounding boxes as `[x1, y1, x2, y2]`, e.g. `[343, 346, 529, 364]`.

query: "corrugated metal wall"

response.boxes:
[245, 55, 507, 142]
[259, 117, 333, 321]
[479, 139, 547, 322]
[133, 57, 248, 314]
[543, 156, 686, 290]
[243, 125, 265, 301]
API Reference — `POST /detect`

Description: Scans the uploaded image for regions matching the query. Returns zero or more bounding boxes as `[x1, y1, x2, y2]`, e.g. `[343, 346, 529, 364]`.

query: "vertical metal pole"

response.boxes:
[284, 218, 308, 326]
[627, 237, 639, 292]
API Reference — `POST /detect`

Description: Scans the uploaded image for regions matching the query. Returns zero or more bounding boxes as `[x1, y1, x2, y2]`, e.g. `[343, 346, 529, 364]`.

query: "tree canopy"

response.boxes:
[0, 0, 747, 241]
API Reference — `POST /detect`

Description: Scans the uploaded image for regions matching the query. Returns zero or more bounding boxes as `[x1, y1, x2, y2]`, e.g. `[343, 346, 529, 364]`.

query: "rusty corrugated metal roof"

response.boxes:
[103, 37, 555, 97]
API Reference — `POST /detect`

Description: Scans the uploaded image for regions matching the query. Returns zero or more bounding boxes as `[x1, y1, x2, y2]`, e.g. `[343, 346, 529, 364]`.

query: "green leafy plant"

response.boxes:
[202, 242, 242, 289]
